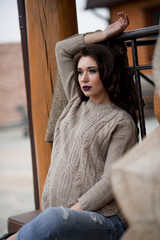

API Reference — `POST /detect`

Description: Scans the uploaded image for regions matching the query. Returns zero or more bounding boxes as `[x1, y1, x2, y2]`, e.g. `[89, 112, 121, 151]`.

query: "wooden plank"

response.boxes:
[8, 210, 40, 233]
[25, 0, 78, 203]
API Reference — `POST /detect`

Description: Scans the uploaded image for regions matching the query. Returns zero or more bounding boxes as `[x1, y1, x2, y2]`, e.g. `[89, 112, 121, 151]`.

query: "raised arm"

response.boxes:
[55, 34, 85, 101]
[84, 12, 129, 44]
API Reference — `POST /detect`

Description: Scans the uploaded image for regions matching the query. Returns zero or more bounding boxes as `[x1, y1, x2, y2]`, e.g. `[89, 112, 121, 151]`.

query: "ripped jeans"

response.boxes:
[17, 206, 126, 240]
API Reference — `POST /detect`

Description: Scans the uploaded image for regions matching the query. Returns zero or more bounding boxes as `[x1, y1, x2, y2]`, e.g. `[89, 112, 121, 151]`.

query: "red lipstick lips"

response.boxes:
[83, 86, 92, 91]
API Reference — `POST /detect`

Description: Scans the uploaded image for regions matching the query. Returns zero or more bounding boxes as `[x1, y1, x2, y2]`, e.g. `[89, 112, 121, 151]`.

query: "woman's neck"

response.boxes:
[90, 93, 111, 105]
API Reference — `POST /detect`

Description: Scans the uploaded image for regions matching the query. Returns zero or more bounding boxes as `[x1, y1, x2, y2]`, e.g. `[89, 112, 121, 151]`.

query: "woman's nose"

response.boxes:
[81, 71, 88, 82]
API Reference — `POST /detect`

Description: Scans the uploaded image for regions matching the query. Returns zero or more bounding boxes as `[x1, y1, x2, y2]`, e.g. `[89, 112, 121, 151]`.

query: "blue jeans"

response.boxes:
[17, 206, 126, 240]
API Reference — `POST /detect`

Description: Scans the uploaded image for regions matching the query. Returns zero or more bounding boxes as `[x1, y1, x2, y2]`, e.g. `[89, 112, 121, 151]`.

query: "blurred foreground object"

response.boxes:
[111, 30, 160, 239]
[112, 126, 160, 240]
[153, 32, 160, 122]
[153, 29, 160, 96]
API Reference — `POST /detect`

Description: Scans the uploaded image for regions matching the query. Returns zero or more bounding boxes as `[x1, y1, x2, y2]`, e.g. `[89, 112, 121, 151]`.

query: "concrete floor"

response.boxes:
[0, 109, 159, 236]
[0, 128, 34, 236]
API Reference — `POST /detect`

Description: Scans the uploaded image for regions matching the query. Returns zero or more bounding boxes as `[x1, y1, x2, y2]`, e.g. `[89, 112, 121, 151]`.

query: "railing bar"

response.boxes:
[129, 64, 152, 71]
[113, 25, 159, 41]
[131, 39, 146, 139]
[126, 38, 157, 47]
[139, 72, 155, 86]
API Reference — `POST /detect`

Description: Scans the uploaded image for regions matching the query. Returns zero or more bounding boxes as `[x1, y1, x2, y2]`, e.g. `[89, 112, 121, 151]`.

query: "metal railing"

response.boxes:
[114, 25, 159, 139]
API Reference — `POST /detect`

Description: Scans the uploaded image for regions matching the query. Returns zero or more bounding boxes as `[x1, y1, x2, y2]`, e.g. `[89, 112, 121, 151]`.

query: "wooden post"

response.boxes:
[154, 89, 160, 123]
[25, 0, 78, 203]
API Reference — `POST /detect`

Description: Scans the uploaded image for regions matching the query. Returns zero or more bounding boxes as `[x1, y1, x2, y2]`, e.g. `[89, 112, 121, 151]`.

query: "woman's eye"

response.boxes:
[89, 69, 97, 73]
[77, 70, 83, 75]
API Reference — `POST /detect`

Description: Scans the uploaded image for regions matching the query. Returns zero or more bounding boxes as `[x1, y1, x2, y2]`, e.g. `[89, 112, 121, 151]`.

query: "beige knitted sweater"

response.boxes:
[41, 34, 138, 220]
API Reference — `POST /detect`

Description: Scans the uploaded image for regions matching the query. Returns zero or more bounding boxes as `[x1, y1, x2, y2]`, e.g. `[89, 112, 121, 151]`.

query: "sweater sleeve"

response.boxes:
[55, 34, 85, 101]
[78, 118, 138, 211]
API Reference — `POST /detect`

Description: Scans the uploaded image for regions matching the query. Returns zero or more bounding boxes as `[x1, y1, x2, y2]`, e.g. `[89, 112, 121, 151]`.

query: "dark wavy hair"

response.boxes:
[74, 44, 139, 125]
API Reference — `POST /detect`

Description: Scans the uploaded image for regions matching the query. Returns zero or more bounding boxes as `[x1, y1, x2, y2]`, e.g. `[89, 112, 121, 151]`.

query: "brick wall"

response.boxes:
[0, 43, 27, 127]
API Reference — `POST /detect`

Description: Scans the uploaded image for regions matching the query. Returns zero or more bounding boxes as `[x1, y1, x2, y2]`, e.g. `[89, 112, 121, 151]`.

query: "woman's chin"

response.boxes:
[83, 92, 91, 97]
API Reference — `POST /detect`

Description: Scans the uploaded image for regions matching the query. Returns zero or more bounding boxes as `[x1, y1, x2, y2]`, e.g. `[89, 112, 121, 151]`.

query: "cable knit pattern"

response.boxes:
[41, 34, 138, 221]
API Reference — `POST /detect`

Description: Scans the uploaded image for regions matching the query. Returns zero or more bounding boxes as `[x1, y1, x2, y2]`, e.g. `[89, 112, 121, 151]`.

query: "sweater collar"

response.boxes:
[86, 99, 115, 111]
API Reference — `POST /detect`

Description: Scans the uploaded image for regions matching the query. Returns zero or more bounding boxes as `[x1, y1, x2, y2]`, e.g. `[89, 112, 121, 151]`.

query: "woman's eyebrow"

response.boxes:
[88, 66, 97, 69]
[77, 66, 97, 70]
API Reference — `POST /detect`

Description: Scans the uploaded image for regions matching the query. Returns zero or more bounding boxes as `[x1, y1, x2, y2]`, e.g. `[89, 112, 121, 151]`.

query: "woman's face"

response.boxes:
[77, 56, 110, 104]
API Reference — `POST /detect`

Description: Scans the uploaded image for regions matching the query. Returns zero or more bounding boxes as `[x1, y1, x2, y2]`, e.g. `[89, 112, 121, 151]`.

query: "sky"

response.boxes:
[0, 0, 109, 44]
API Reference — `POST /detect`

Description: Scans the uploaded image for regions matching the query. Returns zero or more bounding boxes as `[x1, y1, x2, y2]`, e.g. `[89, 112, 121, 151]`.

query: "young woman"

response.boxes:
[5, 12, 138, 240]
